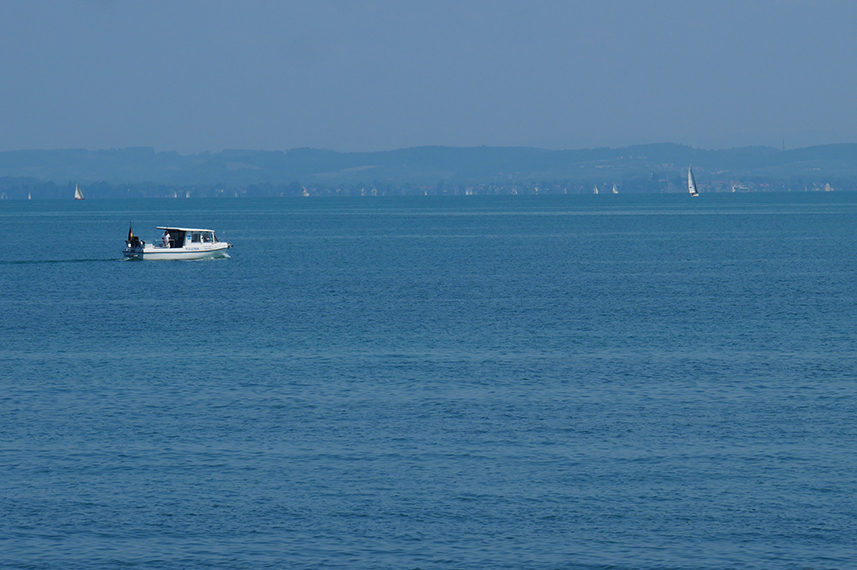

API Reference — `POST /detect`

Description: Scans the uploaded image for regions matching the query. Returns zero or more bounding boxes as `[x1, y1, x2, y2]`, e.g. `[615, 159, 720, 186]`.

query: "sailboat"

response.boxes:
[74, 183, 85, 200]
[687, 167, 699, 197]
[593, 184, 599, 195]
[612, 184, 618, 194]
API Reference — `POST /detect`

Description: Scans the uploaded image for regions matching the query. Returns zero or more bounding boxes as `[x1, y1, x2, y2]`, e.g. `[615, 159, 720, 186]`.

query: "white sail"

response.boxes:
[74, 183, 85, 200]
[593, 184, 599, 194]
[612, 184, 618, 194]
[687, 167, 699, 197]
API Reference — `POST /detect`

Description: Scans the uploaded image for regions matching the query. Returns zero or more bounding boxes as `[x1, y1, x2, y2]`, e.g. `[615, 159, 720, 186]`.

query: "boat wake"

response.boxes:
[0, 258, 121, 265]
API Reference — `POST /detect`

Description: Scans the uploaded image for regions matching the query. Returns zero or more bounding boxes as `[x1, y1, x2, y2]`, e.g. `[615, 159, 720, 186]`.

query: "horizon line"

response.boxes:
[3, 141, 857, 155]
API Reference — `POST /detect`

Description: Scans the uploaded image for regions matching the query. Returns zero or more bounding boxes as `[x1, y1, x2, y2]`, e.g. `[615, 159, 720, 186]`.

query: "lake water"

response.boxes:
[1, 194, 856, 569]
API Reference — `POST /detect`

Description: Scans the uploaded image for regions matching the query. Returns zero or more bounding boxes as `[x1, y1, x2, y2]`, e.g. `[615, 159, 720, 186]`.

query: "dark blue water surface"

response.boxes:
[2, 194, 856, 569]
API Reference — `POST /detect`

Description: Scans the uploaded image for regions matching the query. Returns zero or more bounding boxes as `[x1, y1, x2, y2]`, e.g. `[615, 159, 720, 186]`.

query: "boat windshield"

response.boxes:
[188, 231, 216, 244]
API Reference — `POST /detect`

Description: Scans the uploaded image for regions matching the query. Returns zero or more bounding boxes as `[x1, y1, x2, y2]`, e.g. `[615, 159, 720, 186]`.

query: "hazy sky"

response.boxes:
[2, 0, 856, 153]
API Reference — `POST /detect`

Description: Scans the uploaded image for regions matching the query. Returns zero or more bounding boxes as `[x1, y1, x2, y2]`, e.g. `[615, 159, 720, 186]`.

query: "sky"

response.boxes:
[1, 0, 856, 154]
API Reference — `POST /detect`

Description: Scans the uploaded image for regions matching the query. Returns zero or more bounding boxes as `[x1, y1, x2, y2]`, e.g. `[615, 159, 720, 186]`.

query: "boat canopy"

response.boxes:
[156, 226, 215, 233]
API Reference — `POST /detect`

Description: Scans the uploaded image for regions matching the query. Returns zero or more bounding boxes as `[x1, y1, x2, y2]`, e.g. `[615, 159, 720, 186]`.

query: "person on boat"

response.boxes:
[162, 230, 171, 248]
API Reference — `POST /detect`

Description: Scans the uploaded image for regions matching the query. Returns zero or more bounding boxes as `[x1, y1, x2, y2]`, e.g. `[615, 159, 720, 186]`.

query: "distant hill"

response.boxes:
[1, 143, 856, 198]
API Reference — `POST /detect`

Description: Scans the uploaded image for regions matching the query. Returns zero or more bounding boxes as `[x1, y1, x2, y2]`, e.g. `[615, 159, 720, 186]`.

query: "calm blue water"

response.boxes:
[1, 194, 856, 569]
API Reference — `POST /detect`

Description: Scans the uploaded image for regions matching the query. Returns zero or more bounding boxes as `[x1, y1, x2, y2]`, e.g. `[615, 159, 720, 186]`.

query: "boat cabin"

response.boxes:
[157, 227, 220, 249]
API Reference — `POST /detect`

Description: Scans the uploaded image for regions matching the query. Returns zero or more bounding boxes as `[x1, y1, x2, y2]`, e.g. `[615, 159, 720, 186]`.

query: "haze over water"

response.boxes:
[1, 194, 856, 569]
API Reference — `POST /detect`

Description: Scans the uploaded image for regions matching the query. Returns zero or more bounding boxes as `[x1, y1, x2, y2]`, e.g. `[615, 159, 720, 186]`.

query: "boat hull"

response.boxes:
[124, 243, 231, 260]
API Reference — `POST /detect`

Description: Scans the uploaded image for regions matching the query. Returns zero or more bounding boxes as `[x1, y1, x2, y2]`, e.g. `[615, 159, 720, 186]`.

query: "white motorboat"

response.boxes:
[124, 225, 232, 260]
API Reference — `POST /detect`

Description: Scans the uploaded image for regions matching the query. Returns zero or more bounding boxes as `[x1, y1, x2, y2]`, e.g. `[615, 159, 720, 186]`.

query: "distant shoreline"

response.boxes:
[2, 143, 856, 198]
